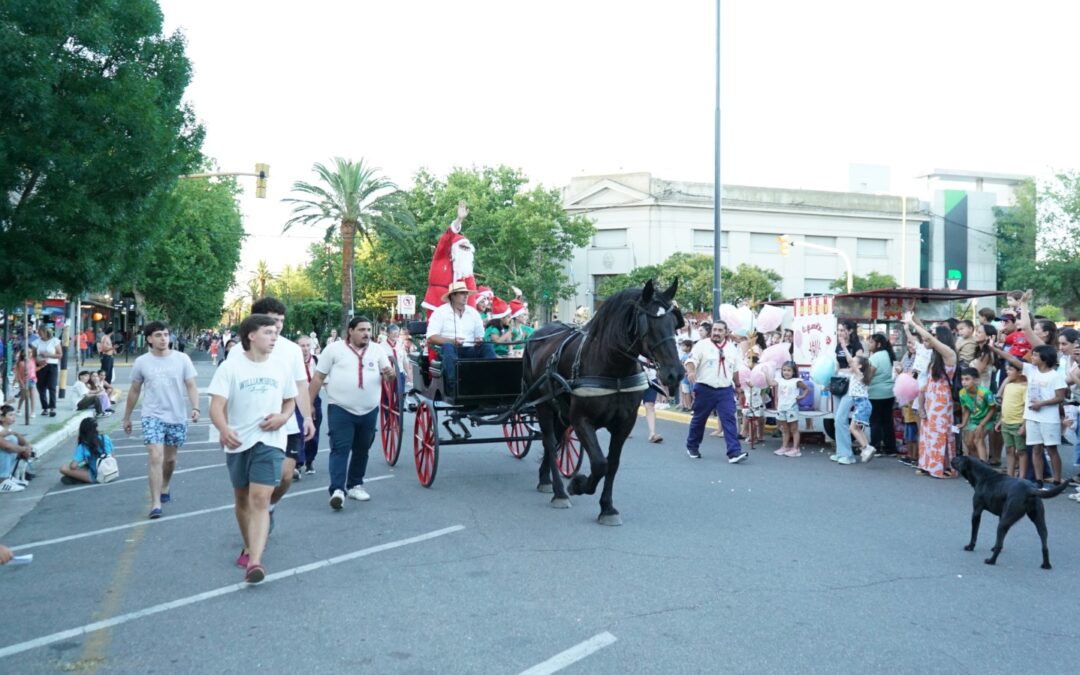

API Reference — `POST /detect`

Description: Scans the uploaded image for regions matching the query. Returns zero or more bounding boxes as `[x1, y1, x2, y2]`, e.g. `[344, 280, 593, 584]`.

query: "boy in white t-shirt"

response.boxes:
[992, 343, 1067, 486]
[209, 314, 297, 584]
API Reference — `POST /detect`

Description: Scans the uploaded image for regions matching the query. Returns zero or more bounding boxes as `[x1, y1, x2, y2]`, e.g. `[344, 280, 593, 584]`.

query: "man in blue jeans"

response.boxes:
[308, 316, 393, 510]
[425, 281, 497, 395]
[684, 321, 748, 463]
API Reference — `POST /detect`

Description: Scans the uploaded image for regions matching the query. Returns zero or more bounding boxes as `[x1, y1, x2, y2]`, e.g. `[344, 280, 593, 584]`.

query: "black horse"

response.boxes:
[522, 279, 685, 525]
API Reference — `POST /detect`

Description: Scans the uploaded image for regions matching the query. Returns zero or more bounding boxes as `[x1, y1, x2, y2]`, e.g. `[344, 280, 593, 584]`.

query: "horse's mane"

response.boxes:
[584, 287, 643, 370]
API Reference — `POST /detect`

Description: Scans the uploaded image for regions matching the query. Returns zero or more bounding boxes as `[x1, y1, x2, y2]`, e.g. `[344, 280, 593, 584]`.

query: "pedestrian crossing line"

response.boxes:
[520, 632, 618, 675]
[112, 448, 222, 458]
[9, 475, 394, 552]
[0, 524, 465, 660]
[41, 464, 226, 497]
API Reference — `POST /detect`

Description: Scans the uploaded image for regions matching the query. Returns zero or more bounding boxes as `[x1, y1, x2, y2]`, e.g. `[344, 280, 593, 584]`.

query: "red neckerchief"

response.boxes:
[345, 342, 368, 388]
[303, 355, 313, 382]
[712, 339, 728, 378]
[386, 337, 398, 366]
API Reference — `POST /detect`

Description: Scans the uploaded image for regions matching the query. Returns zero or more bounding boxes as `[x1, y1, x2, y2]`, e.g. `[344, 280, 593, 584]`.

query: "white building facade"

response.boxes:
[559, 173, 927, 318]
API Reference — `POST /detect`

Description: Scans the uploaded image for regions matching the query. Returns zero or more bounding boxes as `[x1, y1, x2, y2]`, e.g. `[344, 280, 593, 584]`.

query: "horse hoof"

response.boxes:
[550, 497, 571, 509]
[597, 513, 623, 526]
[1041, 562, 1052, 570]
[536, 483, 553, 494]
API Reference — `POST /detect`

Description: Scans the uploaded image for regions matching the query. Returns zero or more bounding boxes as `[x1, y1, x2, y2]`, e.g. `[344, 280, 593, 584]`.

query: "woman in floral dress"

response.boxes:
[904, 312, 957, 478]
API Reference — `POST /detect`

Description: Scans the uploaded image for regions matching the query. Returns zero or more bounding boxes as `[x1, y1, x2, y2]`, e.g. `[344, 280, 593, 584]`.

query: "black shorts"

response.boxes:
[284, 433, 303, 461]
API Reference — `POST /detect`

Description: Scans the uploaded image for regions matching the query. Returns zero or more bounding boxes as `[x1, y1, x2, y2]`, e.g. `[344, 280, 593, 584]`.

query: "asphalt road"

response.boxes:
[1, 357, 1078, 674]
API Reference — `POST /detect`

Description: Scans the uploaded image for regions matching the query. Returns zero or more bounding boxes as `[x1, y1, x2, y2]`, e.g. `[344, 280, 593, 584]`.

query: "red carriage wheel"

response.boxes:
[380, 377, 403, 466]
[556, 427, 582, 478]
[413, 399, 439, 487]
[502, 414, 531, 459]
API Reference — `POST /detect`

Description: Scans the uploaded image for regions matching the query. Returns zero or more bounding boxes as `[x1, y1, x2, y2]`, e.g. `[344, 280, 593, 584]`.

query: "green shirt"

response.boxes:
[867, 349, 895, 400]
[484, 326, 509, 356]
[959, 385, 994, 423]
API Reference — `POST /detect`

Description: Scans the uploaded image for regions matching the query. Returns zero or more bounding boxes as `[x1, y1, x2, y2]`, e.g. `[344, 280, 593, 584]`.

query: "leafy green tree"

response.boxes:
[1033, 304, 1064, 322]
[0, 1, 203, 302]
[596, 257, 780, 311]
[828, 271, 899, 293]
[135, 176, 245, 329]
[395, 166, 594, 315]
[267, 265, 319, 306]
[995, 174, 1080, 316]
[994, 178, 1039, 293]
[250, 260, 276, 299]
[282, 158, 413, 331]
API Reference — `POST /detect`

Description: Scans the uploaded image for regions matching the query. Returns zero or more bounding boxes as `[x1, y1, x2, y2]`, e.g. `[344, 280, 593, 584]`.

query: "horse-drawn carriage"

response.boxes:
[376, 324, 582, 487]
[376, 279, 685, 525]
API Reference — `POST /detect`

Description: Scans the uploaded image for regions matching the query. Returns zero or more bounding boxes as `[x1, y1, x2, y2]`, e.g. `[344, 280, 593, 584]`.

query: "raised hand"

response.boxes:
[456, 200, 468, 222]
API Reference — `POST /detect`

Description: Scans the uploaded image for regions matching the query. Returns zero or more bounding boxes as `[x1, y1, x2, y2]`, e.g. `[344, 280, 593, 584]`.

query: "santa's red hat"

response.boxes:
[469, 286, 494, 310]
[422, 220, 477, 311]
[489, 296, 511, 320]
[509, 298, 528, 319]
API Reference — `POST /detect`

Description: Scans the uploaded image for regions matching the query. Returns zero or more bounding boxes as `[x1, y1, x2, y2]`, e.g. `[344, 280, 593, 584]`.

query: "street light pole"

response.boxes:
[782, 236, 854, 293]
[712, 0, 723, 321]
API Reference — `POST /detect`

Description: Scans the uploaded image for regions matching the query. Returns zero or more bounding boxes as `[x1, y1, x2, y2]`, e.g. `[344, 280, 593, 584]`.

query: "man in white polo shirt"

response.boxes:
[308, 316, 394, 510]
[426, 281, 496, 396]
[684, 320, 748, 463]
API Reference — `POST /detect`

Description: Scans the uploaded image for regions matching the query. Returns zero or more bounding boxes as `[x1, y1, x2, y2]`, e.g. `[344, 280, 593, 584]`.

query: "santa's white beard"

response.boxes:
[452, 241, 474, 281]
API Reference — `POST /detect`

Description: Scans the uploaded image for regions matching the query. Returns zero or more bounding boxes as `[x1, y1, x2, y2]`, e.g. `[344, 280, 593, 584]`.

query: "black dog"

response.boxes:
[952, 456, 1070, 569]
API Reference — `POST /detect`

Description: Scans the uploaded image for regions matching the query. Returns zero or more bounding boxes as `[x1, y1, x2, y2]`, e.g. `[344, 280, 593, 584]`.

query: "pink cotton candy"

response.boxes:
[749, 364, 769, 388]
[893, 373, 919, 405]
[760, 342, 792, 369]
[755, 304, 785, 333]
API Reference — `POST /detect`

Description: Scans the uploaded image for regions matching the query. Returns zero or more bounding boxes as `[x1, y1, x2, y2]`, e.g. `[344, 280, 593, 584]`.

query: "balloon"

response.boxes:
[735, 306, 754, 335]
[749, 364, 769, 389]
[756, 304, 785, 333]
[809, 352, 837, 386]
[719, 304, 740, 332]
[760, 342, 792, 369]
[737, 366, 752, 385]
[893, 373, 920, 405]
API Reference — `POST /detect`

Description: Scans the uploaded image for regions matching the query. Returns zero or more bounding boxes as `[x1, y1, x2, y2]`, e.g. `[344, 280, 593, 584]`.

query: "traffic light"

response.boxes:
[255, 163, 269, 198]
[777, 235, 792, 256]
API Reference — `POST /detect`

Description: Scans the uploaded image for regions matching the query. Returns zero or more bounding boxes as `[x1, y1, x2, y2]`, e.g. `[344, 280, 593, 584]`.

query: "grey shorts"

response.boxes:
[226, 442, 283, 488]
[775, 408, 799, 423]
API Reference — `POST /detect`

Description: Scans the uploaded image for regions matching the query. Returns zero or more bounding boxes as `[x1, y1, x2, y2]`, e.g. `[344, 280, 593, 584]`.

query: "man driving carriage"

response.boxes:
[425, 281, 497, 396]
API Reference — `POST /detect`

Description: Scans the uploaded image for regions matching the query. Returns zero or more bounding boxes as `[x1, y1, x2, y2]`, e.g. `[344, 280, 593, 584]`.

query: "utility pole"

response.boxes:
[712, 0, 723, 321]
[182, 164, 269, 197]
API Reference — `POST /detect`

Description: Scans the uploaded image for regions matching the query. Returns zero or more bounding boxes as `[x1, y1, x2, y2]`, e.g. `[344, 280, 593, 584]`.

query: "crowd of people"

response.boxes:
[675, 291, 1080, 497]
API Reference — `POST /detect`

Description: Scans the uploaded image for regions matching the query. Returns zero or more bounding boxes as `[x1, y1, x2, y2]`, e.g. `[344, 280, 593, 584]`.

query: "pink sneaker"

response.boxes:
[782, 447, 802, 457]
[236, 549, 250, 569]
[773, 446, 789, 456]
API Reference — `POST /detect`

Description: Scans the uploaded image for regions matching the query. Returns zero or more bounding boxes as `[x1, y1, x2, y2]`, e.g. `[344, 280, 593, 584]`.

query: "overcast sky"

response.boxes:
[160, 0, 1080, 279]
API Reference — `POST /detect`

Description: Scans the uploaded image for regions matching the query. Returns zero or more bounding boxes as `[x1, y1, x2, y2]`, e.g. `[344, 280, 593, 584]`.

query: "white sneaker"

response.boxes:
[347, 486, 371, 501]
[860, 445, 877, 463]
[0, 478, 26, 492]
[329, 489, 345, 510]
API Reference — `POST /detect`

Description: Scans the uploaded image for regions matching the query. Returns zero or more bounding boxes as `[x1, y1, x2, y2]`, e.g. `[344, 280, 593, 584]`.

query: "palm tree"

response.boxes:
[250, 260, 275, 299]
[282, 158, 412, 331]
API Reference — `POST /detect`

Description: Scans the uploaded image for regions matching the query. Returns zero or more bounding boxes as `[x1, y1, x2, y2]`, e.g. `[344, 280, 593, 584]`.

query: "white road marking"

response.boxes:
[0, 524, 464, 660]
[42, 464, 225, 497]
[10, 475, 393, 552]
[112, 448, 222, 458]
[519, 632, 618, 675]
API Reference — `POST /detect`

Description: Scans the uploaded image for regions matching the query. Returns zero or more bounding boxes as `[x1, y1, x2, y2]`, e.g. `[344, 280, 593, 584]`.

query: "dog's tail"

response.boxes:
[1035, 481, 1072, 499]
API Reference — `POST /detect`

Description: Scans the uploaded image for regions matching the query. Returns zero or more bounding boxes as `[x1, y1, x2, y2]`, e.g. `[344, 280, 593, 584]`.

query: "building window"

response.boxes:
[694, 229, 728, 249]
[593, 228, 627, 248]
[804, 235, 836, 255]
[803, 278, 834, 295]
[857, 238, 887, 257]
[750, 233, 779, 253]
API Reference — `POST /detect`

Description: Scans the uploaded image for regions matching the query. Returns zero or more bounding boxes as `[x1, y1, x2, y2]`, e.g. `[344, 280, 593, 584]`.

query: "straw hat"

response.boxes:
[441, 280, 477, 302]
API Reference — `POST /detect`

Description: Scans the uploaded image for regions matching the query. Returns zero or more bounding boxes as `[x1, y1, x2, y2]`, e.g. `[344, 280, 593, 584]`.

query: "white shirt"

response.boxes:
[316, 340, 392, 416]
[776, 376, 800, 410]
[1022, 363, 1068, 424]
[379, 335, 412, 373]
[38, 337, 62, 365]
[228, 334, 306, 435]
[426, 303, 485, 347]
[208, 352, 298, 454]
[689, 339, 741, 388]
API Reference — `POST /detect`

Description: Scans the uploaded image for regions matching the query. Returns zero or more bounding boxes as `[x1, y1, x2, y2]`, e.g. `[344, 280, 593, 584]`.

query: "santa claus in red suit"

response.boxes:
[422, 200, 478, 313]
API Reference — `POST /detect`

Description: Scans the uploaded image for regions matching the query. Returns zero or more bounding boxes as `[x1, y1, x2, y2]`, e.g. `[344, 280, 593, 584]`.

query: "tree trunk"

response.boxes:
[340, 219, 357, 333]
